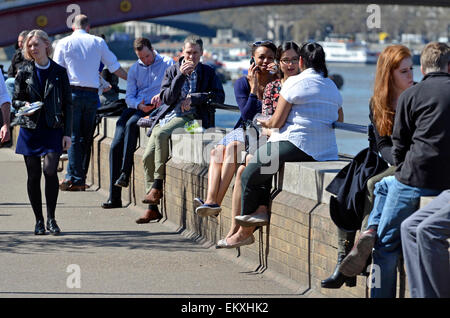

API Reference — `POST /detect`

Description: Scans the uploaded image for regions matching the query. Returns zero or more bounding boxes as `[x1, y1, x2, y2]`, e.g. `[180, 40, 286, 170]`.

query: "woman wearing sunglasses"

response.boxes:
[225, 42, 343, 248]
[216, 41, 302, 247]
[194, 41, 278, 217]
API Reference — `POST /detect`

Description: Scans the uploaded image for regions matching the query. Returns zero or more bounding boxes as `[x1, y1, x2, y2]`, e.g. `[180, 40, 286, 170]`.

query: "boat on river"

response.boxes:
[319, 41, 378, 64]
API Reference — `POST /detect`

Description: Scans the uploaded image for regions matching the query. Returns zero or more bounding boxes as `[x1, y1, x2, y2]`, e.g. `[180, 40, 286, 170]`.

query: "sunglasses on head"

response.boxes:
[252, 40, 274, 47]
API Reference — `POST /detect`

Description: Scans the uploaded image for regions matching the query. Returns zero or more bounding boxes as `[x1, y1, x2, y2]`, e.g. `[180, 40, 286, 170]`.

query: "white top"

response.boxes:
[268, 68, 343, 161]
[0, 74, 11, 106]
[53, 29, 121, 89]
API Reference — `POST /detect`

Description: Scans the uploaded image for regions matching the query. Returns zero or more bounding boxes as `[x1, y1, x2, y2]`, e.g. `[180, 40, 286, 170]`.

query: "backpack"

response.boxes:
[95, 98, 127, 125]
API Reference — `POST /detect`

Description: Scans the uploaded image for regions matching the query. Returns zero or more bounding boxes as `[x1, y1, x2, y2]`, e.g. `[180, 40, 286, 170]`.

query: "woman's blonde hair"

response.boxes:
[371, 45, 411, 136]
[23, 29, 53, 60]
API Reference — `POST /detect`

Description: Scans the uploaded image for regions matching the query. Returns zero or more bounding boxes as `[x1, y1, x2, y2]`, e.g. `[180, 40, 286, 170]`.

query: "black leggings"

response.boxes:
[24, 153, 60, 222]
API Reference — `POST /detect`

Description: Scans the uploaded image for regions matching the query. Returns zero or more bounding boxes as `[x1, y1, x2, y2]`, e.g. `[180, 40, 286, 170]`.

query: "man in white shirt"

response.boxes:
[53, 14, 127, 191]
[0, 75, 11, 144]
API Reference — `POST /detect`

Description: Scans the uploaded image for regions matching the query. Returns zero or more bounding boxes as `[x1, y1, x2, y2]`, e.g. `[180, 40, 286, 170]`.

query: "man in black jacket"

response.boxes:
[366, 42, 450, 298]
[136, 35, 225, 223]
[5, 31, 29, 100]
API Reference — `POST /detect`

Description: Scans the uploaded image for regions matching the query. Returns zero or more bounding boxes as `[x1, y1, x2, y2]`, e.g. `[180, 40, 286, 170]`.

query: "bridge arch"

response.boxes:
[0, 0, 449, 46]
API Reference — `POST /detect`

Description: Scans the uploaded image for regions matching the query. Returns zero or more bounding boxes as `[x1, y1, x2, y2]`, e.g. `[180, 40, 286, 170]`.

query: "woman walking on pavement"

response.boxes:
[13, 30, 72, 235]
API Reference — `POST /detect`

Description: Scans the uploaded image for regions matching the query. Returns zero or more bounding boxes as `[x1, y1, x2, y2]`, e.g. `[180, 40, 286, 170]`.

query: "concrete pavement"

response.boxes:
[0, 148, 315, 298]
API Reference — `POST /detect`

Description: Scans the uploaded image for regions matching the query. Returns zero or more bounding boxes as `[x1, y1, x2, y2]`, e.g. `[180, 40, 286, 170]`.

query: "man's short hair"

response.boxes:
[134, 37, 152, 51]
[73, 14, 90, 30]
[184, 35, 203, 51]
[420, 42, 450, 74]
[19, 30, 29, 39]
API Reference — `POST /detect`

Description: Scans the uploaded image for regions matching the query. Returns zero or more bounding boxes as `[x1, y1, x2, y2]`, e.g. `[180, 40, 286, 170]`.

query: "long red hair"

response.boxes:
[371, 45, 411, 136]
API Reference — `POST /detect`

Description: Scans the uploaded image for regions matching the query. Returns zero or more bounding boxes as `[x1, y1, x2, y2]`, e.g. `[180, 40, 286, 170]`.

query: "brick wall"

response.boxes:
[11, 117, 410, 298]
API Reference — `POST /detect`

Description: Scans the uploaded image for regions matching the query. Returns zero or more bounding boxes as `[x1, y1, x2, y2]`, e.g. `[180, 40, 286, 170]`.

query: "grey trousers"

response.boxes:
[400, 189, 450, 298]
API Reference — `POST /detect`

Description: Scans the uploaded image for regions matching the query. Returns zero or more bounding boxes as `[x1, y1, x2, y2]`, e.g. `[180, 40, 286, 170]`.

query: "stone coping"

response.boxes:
[100, 116, 351, 203]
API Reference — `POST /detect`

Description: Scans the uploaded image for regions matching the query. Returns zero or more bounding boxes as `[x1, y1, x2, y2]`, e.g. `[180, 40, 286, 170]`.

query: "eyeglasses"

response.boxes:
[252, 40, 274, 46]
[280, 58, 299, 65]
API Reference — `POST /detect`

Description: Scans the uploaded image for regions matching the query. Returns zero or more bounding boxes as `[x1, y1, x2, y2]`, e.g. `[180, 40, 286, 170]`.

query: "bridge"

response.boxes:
[1, 0, 449, 47]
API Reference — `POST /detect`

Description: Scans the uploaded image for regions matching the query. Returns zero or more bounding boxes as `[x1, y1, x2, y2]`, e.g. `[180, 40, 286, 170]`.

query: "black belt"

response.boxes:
[71, 85, 98, 92]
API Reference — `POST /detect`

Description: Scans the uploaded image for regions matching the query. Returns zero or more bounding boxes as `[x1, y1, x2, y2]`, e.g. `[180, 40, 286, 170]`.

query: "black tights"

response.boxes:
[24, 153, 60, 222]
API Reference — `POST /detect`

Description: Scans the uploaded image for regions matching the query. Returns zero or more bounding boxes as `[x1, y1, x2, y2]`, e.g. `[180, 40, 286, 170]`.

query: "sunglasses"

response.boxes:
[252, 40, 274, 46]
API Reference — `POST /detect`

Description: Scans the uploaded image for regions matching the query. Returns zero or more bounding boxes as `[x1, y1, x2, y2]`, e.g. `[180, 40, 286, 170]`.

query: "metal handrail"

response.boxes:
[210, 102, 368, 134]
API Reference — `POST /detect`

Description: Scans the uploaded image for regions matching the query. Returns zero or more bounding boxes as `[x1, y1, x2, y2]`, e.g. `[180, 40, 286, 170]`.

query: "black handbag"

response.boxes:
[242, 119, 260, 154]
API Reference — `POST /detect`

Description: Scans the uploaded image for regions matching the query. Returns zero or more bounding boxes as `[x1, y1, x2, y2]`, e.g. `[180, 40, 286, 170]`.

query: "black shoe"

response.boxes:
[101, 199, 122, 209]
[46, 218, 61, 235]
[114, 173, 129, 188]
[34, 220, 46, 235]
[321, 254, 356, 289]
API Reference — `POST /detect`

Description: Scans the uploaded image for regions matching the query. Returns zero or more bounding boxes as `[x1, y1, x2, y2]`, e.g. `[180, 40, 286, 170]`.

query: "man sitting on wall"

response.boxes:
[102, 37, 174, 209]
[136, 35, 225, 223]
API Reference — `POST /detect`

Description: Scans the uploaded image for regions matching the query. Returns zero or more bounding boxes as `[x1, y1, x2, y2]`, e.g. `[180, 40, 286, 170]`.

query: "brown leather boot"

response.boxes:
[135, 208, 163, 224]
[142, 188, 163, 204]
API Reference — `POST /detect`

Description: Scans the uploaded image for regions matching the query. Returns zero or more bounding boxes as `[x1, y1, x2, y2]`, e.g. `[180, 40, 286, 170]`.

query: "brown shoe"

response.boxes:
[68, 184, 89, 191]
[59, 179, 72, 191]
[339, 228, 376, 277]
[142, 188, 163, 204]
[136, 208, 163, 224]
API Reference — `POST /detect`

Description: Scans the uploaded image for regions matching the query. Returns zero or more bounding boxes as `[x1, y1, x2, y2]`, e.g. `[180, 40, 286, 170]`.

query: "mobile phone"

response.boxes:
[250, 57, 255, 65]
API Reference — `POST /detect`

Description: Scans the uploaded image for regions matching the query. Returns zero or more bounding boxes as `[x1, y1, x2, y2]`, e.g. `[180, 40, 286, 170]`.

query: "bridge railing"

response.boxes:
[209, 102, 368, 134]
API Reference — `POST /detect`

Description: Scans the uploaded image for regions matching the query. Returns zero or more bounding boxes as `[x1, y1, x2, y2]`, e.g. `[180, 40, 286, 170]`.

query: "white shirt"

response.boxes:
[53, 29, 121, 89]
[0, 75, 11, 106]
[268, 68, 343, 161]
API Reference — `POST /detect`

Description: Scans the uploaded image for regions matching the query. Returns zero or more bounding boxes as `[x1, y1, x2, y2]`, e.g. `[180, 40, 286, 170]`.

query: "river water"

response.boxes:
[1, 59, 424, 156]
[216, 63, 424, 156]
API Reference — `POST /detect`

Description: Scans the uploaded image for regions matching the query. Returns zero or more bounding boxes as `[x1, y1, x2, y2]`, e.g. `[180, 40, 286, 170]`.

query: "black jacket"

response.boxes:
[368, 103, 394, 165]
[327, 147, 388, 231]
[392, 72, 450, 190]
[12, 59, 73, 137]
[159, 57, 225, 129]
[7, 49, 29, 78]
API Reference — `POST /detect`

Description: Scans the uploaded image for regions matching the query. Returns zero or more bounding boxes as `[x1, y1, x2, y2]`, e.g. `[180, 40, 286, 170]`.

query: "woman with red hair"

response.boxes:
[322, 45, 414, 289]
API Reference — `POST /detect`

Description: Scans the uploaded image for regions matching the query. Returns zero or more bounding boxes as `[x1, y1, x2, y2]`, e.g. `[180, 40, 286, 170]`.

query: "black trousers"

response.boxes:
[108, 108, 144, 201]
[241, 141, 315, 215]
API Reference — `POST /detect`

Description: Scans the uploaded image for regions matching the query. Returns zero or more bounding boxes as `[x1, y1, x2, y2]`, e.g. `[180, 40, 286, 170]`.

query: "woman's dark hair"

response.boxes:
[251, 40, 277, 56]
[298, 42, 328, 78]
[275, 41, 300, 78]
[275, 41, 300, 61]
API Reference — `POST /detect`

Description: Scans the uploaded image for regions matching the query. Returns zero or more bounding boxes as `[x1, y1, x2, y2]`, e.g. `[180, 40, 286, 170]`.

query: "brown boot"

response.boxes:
[142, 188, 163, 204]
[136, 208, 163, 224]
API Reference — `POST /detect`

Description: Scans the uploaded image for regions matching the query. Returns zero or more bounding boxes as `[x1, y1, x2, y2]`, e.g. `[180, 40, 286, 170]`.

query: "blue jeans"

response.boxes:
[5, 77, 15, 112]
[368, 176, 441, 298]
[66, 90, 98, 185]
[108, 108, 145, 201]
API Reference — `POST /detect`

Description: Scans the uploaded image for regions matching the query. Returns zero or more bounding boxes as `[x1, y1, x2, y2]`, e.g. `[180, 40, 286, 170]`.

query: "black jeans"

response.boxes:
[109, 108, 145, 201]
[241, 141, 315, 215]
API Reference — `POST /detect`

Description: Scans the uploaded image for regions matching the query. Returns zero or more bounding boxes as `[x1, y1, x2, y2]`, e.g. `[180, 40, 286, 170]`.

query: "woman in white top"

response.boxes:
[226, 42, 344, 248]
